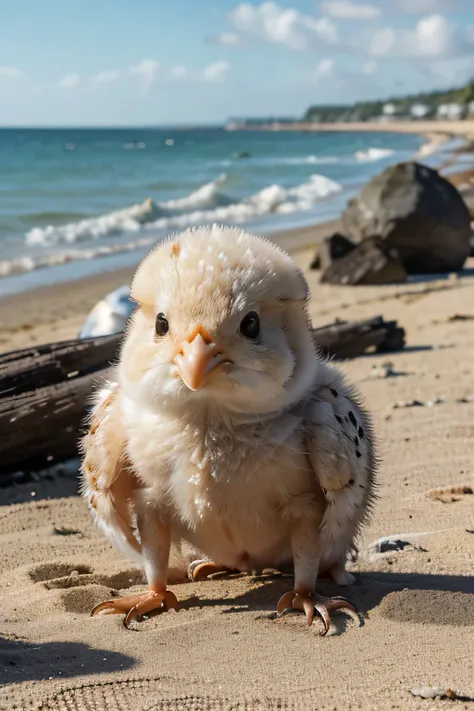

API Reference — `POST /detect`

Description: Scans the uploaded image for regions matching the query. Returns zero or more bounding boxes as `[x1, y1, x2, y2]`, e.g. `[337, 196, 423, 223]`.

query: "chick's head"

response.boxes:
[122, 226, 317, 414]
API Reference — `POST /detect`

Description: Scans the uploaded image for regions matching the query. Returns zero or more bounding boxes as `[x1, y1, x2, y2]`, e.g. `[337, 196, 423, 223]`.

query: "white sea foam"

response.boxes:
[123, 142, 146, 150]
[284, 155, 340, 165]
[24, 173, 342, 250]
[354, 147, 396, 163]
[25, 198, 161, 247]
[3, 172, 342, 278]
[0, 237, 156, 278]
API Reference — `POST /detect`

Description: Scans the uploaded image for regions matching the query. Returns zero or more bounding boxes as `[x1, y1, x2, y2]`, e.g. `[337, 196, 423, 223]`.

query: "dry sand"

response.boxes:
[1, 158, 474, 710]
[238, 119, 474, 143]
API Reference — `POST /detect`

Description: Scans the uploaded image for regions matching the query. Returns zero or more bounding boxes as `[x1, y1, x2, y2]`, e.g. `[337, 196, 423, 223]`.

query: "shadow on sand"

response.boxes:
[174, 569, 474, 633]
[0, 635, 135, 686]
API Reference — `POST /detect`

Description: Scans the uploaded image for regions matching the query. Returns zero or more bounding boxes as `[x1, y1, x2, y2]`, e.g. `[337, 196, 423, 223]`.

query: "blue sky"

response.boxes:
[1, 0, 473, 126]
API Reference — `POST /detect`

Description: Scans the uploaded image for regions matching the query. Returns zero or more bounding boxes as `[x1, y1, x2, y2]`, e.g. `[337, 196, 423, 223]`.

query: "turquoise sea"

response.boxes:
[0, 127, 465, 295]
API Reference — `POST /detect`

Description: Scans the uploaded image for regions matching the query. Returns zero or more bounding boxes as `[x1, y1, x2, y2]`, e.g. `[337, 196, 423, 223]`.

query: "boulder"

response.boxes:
[342, 162, 471, 274]
[320, 237, 407, 286]
[310, 233, 355, 270]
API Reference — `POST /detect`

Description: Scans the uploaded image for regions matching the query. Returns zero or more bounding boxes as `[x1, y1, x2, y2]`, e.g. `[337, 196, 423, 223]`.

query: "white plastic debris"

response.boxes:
[79, 285, 135, 338]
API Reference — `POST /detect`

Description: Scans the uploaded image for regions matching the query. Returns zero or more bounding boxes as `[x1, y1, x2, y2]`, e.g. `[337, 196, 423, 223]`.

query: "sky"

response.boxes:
[1, 0, 473, 126]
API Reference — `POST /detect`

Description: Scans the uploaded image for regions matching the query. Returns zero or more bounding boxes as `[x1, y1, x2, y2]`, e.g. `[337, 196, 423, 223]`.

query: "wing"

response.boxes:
[305, 364, 375, 494]
[80, 380, 142, 561]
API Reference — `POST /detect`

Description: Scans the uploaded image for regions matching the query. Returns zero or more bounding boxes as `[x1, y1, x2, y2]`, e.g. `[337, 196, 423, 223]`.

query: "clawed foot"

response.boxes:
[91, 588, 179, 629]
[188, 559, 235, 581]
[277, 590, 357, 635]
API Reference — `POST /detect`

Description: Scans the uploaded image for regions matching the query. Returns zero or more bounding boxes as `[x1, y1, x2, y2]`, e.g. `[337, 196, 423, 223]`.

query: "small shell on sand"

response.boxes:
[410, 686, 455, 699]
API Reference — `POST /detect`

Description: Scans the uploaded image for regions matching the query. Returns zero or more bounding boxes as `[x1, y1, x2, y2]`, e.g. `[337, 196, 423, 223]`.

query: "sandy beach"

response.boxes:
[238, 119, 474, 142]
[1, 132, 474, 710]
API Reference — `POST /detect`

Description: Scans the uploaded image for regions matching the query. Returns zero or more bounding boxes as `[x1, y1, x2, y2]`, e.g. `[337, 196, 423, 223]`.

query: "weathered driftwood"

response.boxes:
[0, 316, 404, 478]
[0, 335, 121, 478]
[312, 315, 405, 359]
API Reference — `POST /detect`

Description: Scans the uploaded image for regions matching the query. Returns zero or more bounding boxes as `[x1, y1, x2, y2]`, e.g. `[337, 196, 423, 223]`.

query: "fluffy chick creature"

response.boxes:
[81, 225, 376, 633]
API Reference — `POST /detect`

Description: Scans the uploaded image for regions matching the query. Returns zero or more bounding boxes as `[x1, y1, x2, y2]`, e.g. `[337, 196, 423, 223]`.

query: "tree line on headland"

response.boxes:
[228, 79, 474, 126]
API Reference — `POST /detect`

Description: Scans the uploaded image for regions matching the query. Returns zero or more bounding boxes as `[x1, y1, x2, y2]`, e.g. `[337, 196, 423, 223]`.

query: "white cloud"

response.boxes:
[412, 13, 453, 56]
[395, 0, 446, 13]
[384, 0, 468, 14]
[201, 60, 230, 83]
[370, 28, 396, 55]
[169, 65, 187, 80]
[320, 1, 380, 20]
[315, 58, 335, 79]
[363, 59, 377, 74]
[368, 13, 468, 58]
[0, 66, 24, 79]
[214, 32, 243, 46]
[229, 2, 338, 51]
[59, 73, 80, 89]
[91, 69, 121, 83]
[129, 59, 160, 88]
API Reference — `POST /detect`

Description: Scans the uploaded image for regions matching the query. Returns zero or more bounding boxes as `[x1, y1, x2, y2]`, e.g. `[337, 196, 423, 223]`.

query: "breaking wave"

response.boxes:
[24, 173, 342, 249]
[0, 173, 342, 278]
[354, 147, 396, 163]
[0, 237, 157, 278]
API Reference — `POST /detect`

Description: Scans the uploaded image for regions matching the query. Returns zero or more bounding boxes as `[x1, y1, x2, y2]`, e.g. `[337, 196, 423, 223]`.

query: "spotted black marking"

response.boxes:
[348, 478, 354, 486]
[348, 411, 357, 427]
[335, 415, 343, 425]
[330, 388, 338, 398]
[354, 437, 359, 446]
[358, 425, 364, 439]
[356, 450, 362, 458]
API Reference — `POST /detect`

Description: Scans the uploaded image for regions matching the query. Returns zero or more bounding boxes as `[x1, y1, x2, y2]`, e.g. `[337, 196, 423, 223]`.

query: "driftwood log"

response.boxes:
[313, 315, 405, 359]
[0, 335, 121, 480]
[0, 316, 404, 479]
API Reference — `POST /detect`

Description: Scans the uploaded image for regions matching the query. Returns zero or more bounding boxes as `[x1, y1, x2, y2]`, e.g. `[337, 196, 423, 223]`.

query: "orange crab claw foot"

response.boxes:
[277, 590, 357, 635]
[91, 589, 179, 629]
[188, 560, 235, 581]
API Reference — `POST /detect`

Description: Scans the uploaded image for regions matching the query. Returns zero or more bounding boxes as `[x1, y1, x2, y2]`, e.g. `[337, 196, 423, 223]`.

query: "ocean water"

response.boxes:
[0, 127, 458, 296]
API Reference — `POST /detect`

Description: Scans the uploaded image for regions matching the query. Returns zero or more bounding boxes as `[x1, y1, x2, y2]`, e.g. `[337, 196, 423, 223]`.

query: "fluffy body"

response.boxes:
[81, 226, 376, 624]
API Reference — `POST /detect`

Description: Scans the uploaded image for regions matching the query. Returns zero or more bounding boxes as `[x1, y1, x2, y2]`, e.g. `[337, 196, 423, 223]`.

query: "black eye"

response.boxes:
[240, 311, 260, 339]
[155, 313, 169, 336]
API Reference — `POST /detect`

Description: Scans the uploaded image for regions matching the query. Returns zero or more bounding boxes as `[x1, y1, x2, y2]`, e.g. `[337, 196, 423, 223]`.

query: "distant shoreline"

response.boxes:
[232, 119, 474, 164]
[231, 119, 474, 141]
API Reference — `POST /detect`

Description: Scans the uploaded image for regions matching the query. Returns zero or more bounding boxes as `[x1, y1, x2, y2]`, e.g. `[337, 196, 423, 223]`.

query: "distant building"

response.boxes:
[410, 103, 429, 119]
[437, 103, 464, 120]
[383, 103, 397, 116]
[468, 101, 474, 116]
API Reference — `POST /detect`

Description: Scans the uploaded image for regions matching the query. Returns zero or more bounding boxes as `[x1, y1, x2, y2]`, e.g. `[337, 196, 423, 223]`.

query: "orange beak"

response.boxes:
[174, 330, 227, 391]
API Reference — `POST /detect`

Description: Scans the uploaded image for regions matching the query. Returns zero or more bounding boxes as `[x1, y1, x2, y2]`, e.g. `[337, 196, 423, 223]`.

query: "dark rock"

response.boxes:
[342, 162, 471, 274]
[320, 237, 407, 286]
[310, 233, 355, 270]
[370, 537, 412, 554]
